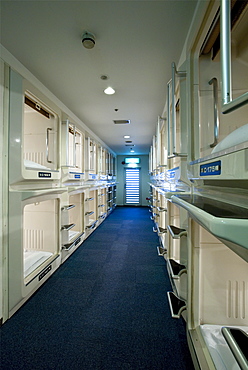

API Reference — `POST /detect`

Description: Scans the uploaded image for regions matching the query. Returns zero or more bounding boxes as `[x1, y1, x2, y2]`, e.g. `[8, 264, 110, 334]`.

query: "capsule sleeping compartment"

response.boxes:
[98, 146, 107, 181]
[9, 69, 60, 185]
[61, 119, 85, 183]
[8, 189, 63, 317]
[86, 137, 97, 181]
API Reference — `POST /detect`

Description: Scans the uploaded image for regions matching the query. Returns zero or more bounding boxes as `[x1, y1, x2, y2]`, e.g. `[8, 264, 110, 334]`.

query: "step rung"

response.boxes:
[168, 259, 187, 278]
[63, 232, 84, 250]
[61, 204, 75, 211]
[167, 291, 186, 319]
[158, 227, 167, 234]
[167, 225, 187, 239]
[86, 220, 98, 230]
[85, 211, 94, 216]
[61, 223, 75, 231]
[157, 207, 167, 212]
[157, 246, 167, 256]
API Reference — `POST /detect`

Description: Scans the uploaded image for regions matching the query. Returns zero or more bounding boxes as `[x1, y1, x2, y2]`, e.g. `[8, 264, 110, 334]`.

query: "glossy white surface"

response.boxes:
[212, 124, 248, 154]
[171, 195, 248, 251]
[200, 325, 248, 370]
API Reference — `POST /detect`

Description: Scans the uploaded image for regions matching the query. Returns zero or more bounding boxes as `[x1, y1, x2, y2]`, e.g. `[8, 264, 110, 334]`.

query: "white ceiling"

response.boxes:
[0, 0, 198, 155]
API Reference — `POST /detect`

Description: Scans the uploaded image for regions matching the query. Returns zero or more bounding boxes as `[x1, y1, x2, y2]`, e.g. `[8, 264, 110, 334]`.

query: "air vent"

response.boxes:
[113, 120, 130, 124]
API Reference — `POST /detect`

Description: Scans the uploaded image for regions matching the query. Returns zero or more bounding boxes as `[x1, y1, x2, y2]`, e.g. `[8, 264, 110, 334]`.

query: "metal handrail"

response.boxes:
[209, 78, 220, 148]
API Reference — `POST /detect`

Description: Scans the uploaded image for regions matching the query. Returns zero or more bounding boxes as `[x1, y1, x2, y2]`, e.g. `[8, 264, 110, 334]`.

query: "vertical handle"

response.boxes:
[167, 80, 172, 157]
[171, 62, 177, 154]
[73, 124, 76, 167]
[63, 119, 69, 166]
[221, 0, 231, 107]
[167, 62, 187, 158]
[46, 128, 52, 163]
[65, 120, 69, 166]
[209, 78, 220, 148]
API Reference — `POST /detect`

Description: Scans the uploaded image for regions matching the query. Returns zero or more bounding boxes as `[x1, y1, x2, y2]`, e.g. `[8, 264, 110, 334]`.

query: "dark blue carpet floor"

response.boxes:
[0, 206, 194, 369]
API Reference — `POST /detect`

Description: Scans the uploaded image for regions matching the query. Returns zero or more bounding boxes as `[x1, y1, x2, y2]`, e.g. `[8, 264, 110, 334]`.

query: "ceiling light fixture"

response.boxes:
[104, 87, 115, 95]
[124, 135, 130, 139]
[82, 31, 95, 49]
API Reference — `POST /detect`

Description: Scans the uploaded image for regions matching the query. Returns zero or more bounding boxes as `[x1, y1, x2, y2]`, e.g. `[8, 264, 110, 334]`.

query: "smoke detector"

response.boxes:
[82, 32, 95, 49]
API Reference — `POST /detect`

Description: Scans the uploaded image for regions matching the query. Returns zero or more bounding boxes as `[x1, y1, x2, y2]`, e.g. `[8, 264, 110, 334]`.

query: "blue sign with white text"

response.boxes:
[200, 160, 221, 176]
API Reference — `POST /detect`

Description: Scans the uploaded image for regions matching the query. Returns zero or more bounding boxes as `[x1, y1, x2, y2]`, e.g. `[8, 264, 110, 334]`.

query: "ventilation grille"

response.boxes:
[24, 229, 44, 250]
[24, 152, 45, 166]
[113, 120, 130, 124]
[226, 279, 247, 320]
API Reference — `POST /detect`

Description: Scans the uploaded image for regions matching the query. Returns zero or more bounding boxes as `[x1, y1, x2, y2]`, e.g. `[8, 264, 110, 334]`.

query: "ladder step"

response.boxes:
[167, 291, 186, 319]
[168, 259, 187, 278]
[167, 225, 187, 239]
[61, 223, 75, 231]
[158, 227, 167, 234]
[63, 232, 84, 250]
[157, 207, 167, 212]
[157, 246, 167, 256]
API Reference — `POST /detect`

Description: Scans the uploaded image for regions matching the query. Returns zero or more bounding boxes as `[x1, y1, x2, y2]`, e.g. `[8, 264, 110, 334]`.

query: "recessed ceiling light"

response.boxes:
[130, 149, 135, 153]
[124, 135, 130, 139]
[104, 87, 115, 95]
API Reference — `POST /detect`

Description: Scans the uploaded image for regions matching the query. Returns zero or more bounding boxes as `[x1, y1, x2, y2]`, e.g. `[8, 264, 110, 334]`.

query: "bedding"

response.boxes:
[24, 159, 51, 170]
[24, 250, 53, 278]
[200, 324, 248, 370]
